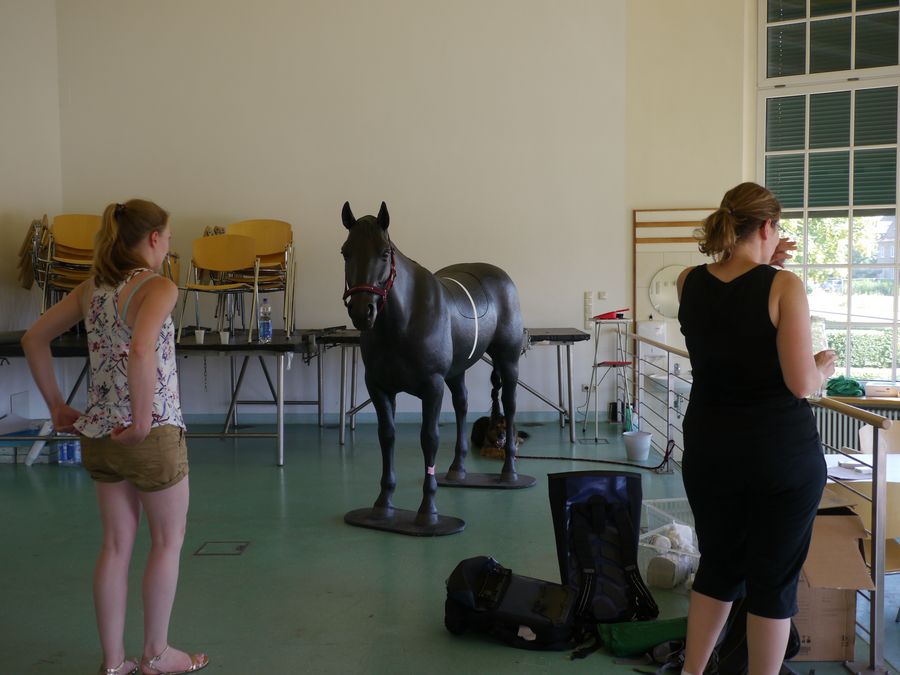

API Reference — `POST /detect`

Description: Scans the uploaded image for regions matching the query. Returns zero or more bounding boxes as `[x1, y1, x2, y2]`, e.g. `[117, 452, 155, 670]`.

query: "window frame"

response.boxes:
[758, 1, 900, 89]
[757, 51, 900, 382]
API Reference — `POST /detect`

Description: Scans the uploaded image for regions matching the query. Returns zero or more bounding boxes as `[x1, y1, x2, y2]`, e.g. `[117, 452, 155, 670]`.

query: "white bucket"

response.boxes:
[623, 430, 652, 461]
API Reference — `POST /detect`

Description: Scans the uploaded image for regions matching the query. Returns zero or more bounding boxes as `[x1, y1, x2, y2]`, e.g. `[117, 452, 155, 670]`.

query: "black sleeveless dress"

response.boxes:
[678, 264, 825, 619]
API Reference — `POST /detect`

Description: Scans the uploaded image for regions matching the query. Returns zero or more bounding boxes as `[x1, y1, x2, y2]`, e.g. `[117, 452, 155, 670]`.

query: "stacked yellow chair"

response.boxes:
[224, 220, 296, 336]
[41, 214, 101, 311]
[175, 234, 260, 343]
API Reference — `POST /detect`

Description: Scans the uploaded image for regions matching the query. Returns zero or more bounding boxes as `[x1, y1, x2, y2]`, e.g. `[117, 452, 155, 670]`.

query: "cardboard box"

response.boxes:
[792, 508, 875, 662]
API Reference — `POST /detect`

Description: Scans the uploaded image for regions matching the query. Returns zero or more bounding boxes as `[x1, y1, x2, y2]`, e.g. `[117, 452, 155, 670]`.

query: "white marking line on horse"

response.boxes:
[441, 276, 478, 359]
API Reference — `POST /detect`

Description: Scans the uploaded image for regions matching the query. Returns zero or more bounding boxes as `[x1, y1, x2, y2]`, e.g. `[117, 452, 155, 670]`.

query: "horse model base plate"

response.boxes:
[344, 508, 466, 537]
[437, 472, 536, 489]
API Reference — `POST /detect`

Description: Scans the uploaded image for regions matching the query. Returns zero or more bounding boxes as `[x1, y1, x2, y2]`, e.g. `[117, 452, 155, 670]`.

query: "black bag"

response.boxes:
[548, 471, 659, 623]
[444, 556, 578, 651]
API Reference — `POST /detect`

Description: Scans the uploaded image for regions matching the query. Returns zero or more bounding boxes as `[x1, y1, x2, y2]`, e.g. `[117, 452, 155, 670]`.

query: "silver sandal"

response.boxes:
[98, 658, 139, 675]
[142, 645, 209, 675]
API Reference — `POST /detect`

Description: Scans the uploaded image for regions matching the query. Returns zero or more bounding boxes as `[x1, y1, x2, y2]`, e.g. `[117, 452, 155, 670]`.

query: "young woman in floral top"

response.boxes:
[22, 199, 208, 675]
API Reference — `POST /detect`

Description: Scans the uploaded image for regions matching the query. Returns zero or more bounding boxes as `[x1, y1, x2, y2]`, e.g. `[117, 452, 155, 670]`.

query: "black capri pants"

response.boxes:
[681, 399, 826, 619]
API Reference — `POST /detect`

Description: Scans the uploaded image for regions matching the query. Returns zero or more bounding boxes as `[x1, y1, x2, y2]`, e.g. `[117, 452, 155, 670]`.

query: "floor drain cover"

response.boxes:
[194, 541, 250, 556]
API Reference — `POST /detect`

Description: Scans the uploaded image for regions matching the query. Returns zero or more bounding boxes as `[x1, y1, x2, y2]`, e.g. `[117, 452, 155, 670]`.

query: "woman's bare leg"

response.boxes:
[94, 480, 141, 670]
[683, 590, 732, 674]
[138, 476, 196, 671]
[747, 614, 790, 675]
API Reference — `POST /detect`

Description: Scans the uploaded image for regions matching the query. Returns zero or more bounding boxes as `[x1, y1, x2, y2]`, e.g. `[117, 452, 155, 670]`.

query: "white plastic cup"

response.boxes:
[623, 430, 652, 461]
[219, 330, 229, 344]
[195, 329, 206, 344]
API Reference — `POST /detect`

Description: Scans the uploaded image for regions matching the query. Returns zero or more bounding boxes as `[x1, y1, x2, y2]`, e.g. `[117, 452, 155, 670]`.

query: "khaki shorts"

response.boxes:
[81, 424, 188, 492]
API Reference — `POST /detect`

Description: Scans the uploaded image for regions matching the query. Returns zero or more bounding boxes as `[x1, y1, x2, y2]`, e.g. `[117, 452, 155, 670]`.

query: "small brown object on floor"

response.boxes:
[471, 416, 529, 460]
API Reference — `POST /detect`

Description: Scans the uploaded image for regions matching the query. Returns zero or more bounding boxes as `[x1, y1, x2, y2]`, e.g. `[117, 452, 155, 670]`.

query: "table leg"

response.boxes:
[567, 344, 576, 444]
[350, 346, 358, 431]
[277, 353, 284, 467]
[317, 346, 324, 427]
[556, 345, 564, 428]
[339, 346, 347, 445]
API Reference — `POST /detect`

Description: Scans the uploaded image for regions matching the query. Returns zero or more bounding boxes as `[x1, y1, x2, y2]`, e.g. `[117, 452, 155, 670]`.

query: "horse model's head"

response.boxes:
[341, 201, 396, 331]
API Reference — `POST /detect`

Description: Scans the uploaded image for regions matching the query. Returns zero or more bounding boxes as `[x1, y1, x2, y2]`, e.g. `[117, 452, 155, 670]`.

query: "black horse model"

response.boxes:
[341, 201, 532, 536]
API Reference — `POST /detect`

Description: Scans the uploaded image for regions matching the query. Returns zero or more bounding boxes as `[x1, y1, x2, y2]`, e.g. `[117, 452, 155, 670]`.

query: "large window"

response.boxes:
[760, 1, 900, 381]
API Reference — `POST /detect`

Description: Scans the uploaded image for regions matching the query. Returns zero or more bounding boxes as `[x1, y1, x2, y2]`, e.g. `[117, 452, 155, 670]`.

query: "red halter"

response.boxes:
[342, 246, 396, 310]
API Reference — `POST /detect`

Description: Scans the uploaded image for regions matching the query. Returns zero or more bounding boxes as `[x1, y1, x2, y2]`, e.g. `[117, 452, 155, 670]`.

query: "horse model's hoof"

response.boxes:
[370, 505, 395, 520]
[445, 467, 467, 481]
[500, 471, 519, 483]
[414, 511, 439, 527]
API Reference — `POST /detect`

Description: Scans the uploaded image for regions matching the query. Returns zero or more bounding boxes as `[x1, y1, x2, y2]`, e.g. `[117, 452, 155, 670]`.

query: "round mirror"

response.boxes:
[649, 265, 685, 318]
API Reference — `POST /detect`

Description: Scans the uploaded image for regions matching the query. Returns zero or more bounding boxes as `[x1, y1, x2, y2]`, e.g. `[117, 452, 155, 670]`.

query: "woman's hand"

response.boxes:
[51, 403, 82, 433]
[770, 237, 797, 268]
[110, 422, 151, 447]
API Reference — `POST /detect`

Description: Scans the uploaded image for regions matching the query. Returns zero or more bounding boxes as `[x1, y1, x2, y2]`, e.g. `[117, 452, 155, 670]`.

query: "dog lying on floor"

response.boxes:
[470, 416, 529, 459]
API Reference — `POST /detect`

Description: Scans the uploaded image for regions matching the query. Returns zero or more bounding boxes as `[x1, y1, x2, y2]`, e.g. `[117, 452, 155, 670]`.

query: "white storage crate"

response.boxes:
[638, 498, 700, 591]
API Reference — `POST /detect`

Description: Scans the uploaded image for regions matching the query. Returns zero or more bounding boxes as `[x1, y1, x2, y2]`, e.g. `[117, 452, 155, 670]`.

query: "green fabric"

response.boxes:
[597, 617, 688, 657]
[825, 375, 864, 396]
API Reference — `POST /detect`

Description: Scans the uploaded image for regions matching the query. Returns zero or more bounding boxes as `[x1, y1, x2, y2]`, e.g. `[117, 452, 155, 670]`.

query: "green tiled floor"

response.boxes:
[0, 421, 897, 674]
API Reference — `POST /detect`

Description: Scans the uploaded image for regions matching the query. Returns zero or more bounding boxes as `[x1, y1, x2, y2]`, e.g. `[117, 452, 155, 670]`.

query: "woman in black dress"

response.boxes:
[676, 182, 836, 675]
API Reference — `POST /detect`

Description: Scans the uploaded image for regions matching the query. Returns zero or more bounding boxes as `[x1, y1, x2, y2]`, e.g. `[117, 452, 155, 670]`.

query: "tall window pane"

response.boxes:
[769, 23, 807, 77]
[851, 267, 895, 323]
[768, 0, 807, 21]
[766, 155, 805, 208]
[808, 266, 849, 318]
[858, 0, 899, 10]
[808, 212, 850, 263]
[856, 11, 900, 69]
[809, 152, 850, 206]
[811, 18, 852, 72]
[854, 149, 898, 205]
[811, 0, 851, 15]
[768, 96, 806, 150]
[855, 87, 898, 145]
[810, 91, 851, 148]
[852, 209, 896, 263]
[849, 327, 893, 379]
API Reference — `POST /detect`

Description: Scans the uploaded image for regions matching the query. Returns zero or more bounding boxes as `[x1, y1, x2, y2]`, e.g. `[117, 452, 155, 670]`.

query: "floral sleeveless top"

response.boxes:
[74, 268, 184, 438]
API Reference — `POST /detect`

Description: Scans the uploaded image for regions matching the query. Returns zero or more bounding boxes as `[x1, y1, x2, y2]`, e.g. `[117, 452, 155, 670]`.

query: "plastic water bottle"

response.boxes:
[58, 440, 70, 465]
[258, 297, 273, 343]
[72, 439, 82, 465]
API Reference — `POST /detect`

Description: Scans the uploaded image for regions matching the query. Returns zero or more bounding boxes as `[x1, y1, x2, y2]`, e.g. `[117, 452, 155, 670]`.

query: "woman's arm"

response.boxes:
[676, 266, 695, 301]
[110, 277, 178, 446]
[773, 271, 836, 398]
[21, 283, 88, 431]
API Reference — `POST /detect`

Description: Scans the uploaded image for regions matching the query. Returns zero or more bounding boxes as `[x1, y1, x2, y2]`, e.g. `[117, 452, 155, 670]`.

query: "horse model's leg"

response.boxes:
[368, 379, 396, 517]
[416, 376, 445, 526]
[489, 367, 502, 426]
[494, 355, 520, 482]
[445, 373, 468, 481]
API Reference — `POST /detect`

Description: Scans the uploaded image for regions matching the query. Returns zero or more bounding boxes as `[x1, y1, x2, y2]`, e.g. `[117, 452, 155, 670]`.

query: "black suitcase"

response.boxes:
[444, 555, 578, 651]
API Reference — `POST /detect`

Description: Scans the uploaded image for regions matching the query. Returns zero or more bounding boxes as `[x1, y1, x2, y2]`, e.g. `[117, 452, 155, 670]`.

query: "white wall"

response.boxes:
[0, 0, 63, 417]
[51, 0, 626, 418]
[625, 0, 757, 370]
[0, 0, 761, 423]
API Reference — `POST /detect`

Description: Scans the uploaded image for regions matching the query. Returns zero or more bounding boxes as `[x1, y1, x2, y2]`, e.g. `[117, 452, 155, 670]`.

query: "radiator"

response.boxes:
[813, 403, 900, 453]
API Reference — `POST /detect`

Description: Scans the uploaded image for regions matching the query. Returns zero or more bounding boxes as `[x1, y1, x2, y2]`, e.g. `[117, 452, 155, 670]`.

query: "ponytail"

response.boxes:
[92, 199, 169, 286]
[695, 182, 780, 261]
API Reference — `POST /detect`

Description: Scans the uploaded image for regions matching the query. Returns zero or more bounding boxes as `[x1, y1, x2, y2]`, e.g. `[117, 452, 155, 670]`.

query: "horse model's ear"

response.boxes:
[377, 201, 390, 230]
[342, 202, 356, 230]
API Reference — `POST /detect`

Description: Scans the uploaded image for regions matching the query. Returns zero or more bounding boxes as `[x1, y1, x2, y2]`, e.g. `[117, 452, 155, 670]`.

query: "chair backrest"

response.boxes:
[226, 219, 292, 257]
[191, 234, 257, 272]
[52, 214, 101, 251]
[858, 423, 900, 454]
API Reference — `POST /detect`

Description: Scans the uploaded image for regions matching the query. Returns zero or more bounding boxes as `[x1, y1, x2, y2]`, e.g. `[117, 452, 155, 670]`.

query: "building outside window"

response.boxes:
[760, 0, 900, 381]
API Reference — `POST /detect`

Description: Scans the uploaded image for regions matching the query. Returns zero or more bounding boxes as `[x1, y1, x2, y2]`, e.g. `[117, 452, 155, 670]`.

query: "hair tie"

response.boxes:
[114, 203, 125, 217]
